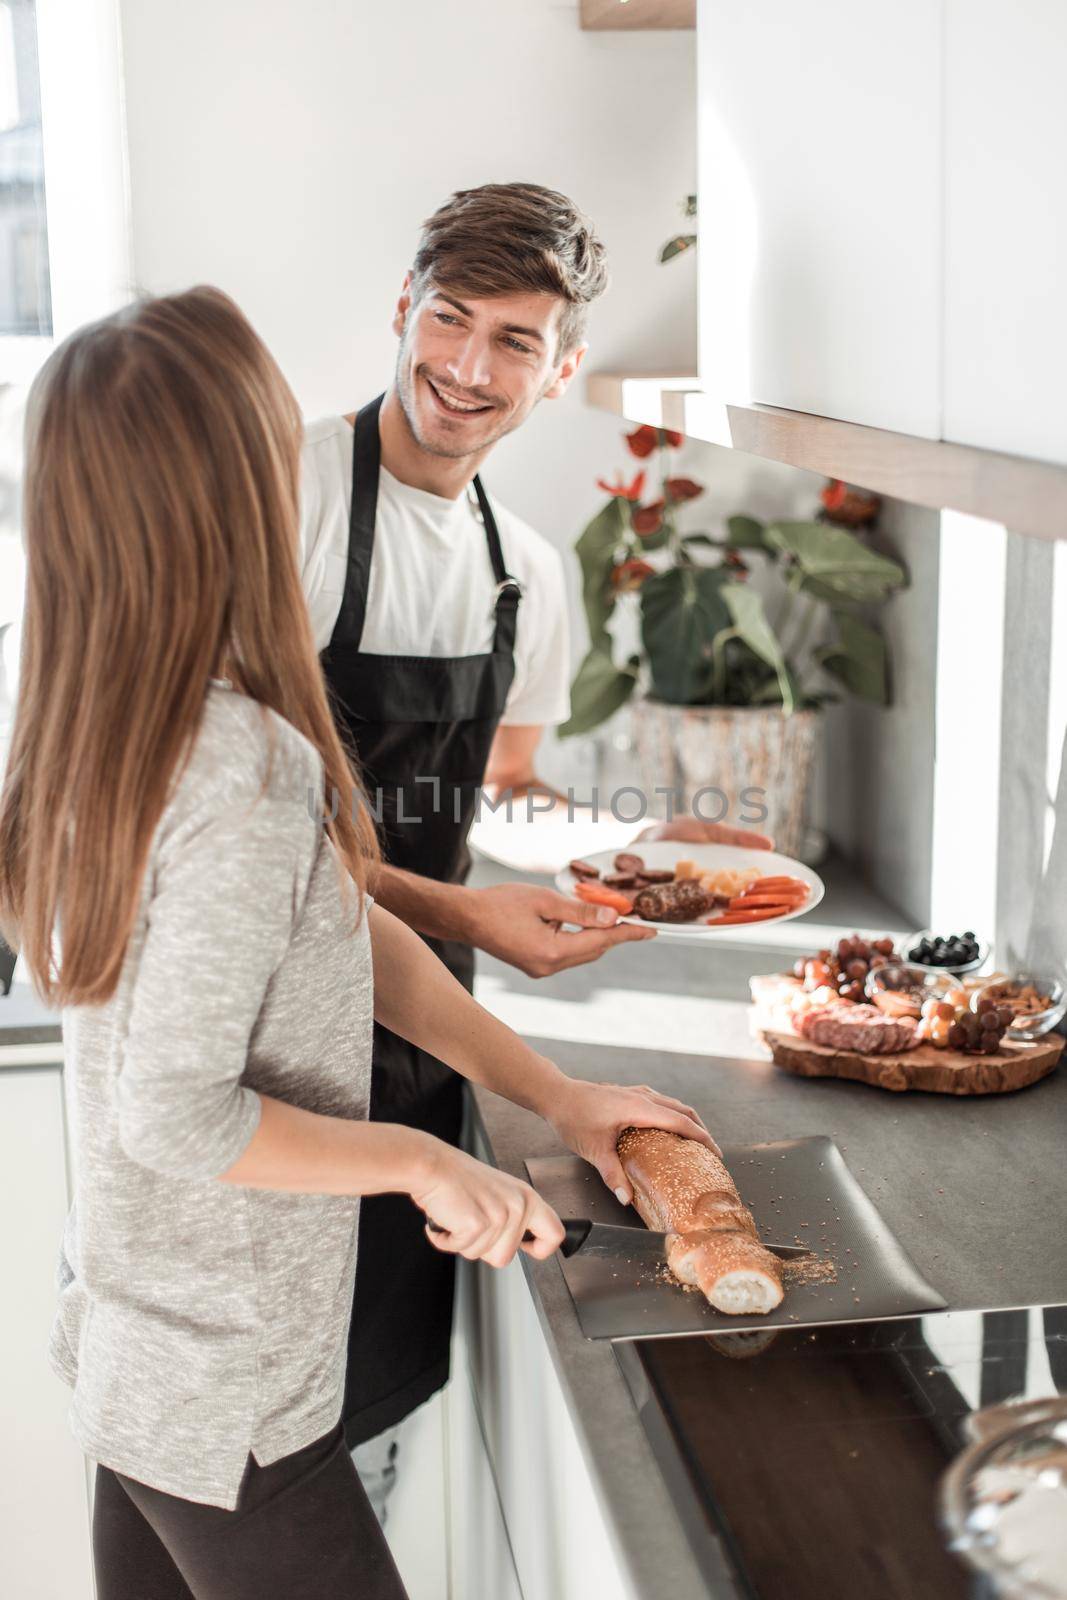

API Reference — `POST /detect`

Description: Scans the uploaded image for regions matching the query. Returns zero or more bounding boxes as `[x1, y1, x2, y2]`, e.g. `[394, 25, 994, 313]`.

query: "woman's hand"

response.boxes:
[409, 1141, 564, 1268]
[547, 1080, 722, 1205]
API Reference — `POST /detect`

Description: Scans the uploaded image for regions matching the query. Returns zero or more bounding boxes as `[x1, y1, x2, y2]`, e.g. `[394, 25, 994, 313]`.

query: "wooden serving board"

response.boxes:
[759, 1027, 1064, 1095]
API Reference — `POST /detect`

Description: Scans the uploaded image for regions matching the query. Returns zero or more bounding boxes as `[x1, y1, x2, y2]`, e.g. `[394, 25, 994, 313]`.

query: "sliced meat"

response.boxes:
[602, 872, 637, 889]
[569, 859, 600, 880]
[805, 1004, 913, 1054]
[614, 852, 645, 874]
[633, 868, 675, 886]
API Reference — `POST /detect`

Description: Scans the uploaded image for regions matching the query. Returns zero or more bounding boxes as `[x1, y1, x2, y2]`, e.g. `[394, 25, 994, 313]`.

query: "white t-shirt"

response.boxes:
[299, 415, 570, 728]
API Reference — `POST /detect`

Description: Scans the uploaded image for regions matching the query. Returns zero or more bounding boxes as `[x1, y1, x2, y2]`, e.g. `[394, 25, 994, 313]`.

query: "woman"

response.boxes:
[0, 287, 714, 1599]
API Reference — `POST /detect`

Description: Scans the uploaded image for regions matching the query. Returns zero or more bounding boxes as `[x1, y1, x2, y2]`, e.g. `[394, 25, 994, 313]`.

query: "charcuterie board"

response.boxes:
[759, 1026, 1063, 1095]
[751, 968, 1065, 1094]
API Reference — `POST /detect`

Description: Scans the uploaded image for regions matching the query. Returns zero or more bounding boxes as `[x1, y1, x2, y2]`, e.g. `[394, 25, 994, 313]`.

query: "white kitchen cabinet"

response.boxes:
[445, 1353, 523, 1600]
[0, 1066, 93, 1600]
[456, 1251, 641, 1600]
[943, 2, 1067, 465]
[697, 0, 942, 438]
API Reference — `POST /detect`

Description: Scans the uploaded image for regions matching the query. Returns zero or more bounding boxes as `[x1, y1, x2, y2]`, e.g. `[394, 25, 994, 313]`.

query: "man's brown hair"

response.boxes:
[411, 182, 608, 356]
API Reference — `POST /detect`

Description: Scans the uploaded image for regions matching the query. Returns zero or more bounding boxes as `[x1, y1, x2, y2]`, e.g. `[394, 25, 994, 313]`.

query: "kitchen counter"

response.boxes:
[0, 982, 63, 1064]
[469, 1029, 1067, 1598]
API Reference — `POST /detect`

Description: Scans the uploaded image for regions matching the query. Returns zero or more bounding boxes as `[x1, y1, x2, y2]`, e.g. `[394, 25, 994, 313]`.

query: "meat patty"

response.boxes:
[633, 879, 715, 923]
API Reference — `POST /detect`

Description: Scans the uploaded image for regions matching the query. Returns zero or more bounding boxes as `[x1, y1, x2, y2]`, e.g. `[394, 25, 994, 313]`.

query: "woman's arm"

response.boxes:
[119, 784, 561, 1267]
[369, 902, 720, 1202]
[218, 1096, 563, 1266]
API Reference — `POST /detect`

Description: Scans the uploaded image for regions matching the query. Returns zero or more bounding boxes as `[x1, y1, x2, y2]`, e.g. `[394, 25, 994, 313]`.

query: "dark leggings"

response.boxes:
[92, 1424, 407, 1600]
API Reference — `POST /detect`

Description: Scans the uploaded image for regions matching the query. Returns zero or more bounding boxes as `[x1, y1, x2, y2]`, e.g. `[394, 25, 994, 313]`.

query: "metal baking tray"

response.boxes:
[526, 1136, 947, 1341]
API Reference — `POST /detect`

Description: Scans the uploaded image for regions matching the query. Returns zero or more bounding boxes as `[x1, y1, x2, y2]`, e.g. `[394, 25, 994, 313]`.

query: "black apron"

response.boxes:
[320, 394, 520, 1447]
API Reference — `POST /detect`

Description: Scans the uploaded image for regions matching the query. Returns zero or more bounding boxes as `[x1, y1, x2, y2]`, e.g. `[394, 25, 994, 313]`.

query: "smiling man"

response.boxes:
[298, 182, 762, 1520]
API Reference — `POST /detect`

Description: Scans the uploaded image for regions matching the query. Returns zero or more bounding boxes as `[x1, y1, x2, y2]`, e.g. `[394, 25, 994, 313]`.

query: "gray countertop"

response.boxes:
[470, 1030, 1067, 1600]
[0, 982, 63, 1056]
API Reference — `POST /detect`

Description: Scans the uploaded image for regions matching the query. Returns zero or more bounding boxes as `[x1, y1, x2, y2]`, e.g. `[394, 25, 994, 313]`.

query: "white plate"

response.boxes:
[554, 841, 825, 939]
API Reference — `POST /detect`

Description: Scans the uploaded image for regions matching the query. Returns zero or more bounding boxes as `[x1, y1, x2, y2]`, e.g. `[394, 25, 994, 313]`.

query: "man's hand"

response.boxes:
[546, 1079, 721, 1204]
[463, 883, 655, 978]
[638, 817, 774, 850]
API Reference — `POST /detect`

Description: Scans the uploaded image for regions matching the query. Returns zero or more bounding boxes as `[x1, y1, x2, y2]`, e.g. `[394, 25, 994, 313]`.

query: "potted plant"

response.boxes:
[560, 426, 907, 858]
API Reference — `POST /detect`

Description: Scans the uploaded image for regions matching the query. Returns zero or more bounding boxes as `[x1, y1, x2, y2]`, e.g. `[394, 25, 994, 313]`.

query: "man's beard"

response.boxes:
[395, 345, 533, 461]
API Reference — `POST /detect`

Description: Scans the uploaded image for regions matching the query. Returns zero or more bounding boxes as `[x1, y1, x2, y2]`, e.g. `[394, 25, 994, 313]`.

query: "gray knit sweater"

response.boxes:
[51, 684, 374, 1508]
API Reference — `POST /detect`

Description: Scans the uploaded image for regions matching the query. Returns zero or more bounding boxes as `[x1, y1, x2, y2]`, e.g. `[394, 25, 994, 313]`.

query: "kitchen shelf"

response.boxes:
[580, 0, 694, 28]
[587, 373, 1067, 544]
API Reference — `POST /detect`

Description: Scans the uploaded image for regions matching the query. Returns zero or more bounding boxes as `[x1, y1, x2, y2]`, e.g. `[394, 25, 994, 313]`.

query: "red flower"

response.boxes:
[611, 558, 655, 593]
[632, 499, 665, 536]
[820, 478, 880, 527]
[723, 547, 750, 579]
[597, 469, 646, 502]
[625, 425, 685, 458]
[665, 476, 703, 504]
[624, 425, 658, 459]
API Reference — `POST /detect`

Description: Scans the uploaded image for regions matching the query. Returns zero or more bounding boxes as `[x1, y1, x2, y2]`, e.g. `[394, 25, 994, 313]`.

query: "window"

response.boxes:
[0, 0, 50, 337]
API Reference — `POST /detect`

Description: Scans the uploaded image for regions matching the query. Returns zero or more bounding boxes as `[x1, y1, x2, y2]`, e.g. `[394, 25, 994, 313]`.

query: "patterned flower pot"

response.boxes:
[630, 699, 822, 862]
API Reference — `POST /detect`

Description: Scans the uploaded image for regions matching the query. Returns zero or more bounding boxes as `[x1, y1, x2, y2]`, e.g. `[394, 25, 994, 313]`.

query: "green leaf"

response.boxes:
[559, 645, 637, 737]
[816, 610, 889, 703]
[659, 233, 697, 263]
[574, 496, 627, 646]
[725, 514, 767, 550]
[682, 533, 722, 549]
[752, 662, 807, 707]
[765, 519, 906, 604]
[635, 524, 670, 553]
[640, 566, 731, 705]
[720, 583, 794, 712]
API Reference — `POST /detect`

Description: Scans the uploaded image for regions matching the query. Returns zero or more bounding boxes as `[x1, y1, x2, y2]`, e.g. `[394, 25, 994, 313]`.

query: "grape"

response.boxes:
[874, 938, 895, 956]
[846, 959, 868, 980]
[948, 1022, 966, 1049]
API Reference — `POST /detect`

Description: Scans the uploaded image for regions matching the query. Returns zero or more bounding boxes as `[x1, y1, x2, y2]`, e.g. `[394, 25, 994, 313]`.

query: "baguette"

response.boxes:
[618, 1127, 783, 1316]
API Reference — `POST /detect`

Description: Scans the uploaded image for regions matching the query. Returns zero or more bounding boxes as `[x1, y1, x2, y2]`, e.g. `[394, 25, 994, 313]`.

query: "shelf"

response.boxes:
[579, 0, 694, 28]
[587, 373, 1067, 544]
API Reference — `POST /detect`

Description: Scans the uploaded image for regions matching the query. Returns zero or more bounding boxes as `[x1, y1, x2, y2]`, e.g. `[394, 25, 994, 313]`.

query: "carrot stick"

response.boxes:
[573, 880, 634, 915]
[729, 893, 807, 911]
[742, 883, 809, 896]
[704, 905, 794, 925]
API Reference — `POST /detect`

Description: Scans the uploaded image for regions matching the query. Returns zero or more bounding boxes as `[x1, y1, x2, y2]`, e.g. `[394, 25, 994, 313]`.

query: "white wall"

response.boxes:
[117, 0, 697, 674]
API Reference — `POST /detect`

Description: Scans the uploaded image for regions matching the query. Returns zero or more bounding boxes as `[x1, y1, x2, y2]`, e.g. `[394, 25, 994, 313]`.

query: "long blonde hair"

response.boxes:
[0, 285, 379, 1005]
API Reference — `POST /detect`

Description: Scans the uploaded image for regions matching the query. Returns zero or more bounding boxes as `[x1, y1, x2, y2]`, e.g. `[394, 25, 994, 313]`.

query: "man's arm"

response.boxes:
[371, 723, 659, 975]
[370, 858, 655, 976]
[370, 717, 772, 974]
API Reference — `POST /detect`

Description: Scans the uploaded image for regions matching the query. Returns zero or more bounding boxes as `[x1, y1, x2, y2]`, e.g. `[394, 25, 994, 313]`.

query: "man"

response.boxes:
[299, 182, 768, 1515]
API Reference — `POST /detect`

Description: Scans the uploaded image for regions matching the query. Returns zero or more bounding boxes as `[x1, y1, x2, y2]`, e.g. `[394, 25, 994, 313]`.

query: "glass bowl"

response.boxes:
[864, 961, 950, 1018]
[940, 1398, 1067, 1598]
[898, 928, 990, 976]
[970, 975, 1066, 1042]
